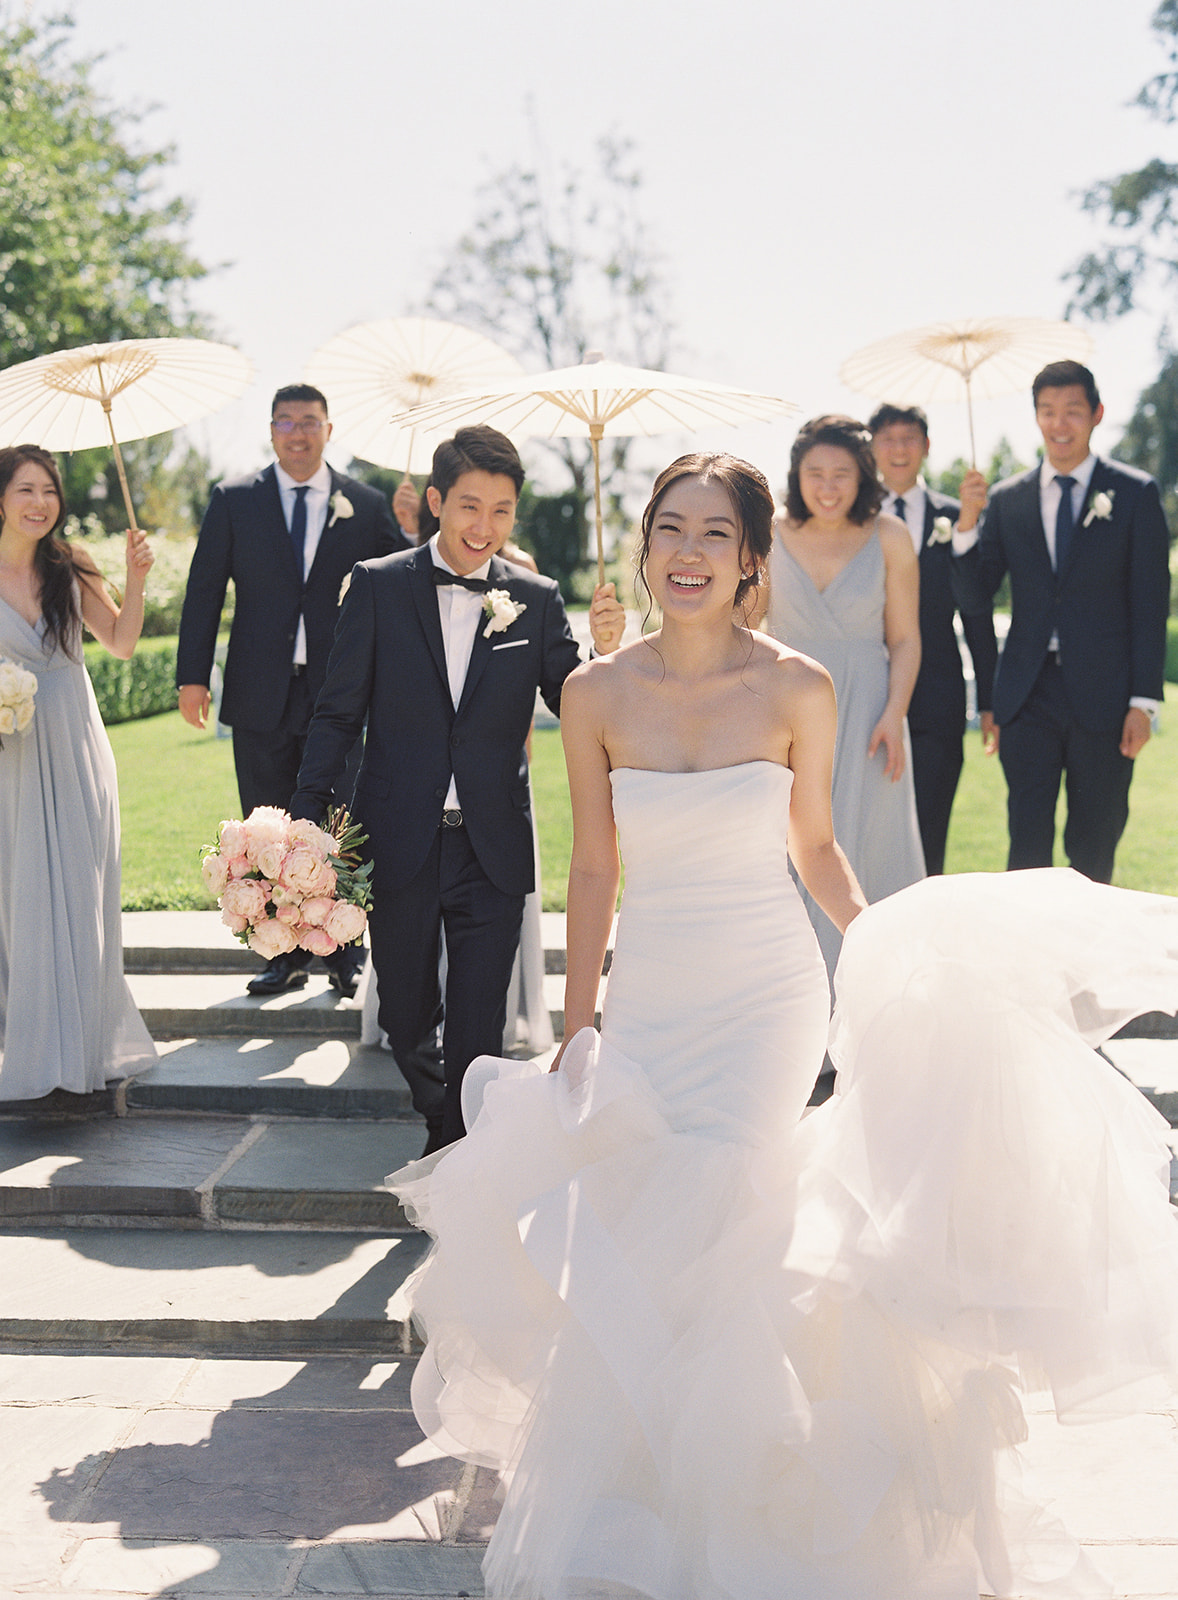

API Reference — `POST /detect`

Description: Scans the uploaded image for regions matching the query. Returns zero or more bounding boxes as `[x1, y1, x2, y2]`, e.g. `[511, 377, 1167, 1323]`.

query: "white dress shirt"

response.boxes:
[429, 534, 492, 809]
[275, 461, 332, 666]
[1039, 453, 1097, 572]
[887, 482, 927, 557]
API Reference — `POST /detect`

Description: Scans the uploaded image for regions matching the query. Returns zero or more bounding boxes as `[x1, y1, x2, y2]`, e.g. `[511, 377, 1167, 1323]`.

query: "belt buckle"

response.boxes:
[441, 808, 464, 829]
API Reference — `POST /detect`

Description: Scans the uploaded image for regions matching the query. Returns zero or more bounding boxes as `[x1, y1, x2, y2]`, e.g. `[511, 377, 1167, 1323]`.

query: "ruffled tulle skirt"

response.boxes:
[389, 871, 1178, 1599]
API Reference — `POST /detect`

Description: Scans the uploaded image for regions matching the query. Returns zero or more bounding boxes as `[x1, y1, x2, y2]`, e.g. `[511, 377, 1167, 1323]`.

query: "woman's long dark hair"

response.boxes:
[0, 445, 81, 658]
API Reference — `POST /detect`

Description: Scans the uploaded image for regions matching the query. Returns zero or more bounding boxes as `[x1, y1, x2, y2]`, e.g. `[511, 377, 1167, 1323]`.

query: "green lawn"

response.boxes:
[111, 713, 1178, 911]
[113, 714, 243, 910]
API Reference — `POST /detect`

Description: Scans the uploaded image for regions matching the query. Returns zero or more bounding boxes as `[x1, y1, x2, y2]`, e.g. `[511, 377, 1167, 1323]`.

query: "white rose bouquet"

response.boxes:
[201, 805, 373, 960]
[0, 657, 37, 748]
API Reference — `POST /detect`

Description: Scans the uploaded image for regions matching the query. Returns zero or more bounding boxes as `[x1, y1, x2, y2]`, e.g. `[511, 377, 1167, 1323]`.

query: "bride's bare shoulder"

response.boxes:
[745, 631, 835, 710]
[746, 629, 828, 679]
[563, 635, 658, 704]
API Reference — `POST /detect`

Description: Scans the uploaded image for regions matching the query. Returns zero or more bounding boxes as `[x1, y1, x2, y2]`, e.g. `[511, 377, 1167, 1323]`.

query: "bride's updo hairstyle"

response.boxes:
[637, 452, 775, 613]
[0, 444, 79, 658]
[785, 414, 883, 527]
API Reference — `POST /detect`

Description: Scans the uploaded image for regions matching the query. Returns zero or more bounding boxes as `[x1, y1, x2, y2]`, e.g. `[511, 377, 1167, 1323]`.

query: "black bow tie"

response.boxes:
[432, 568, 489, 594]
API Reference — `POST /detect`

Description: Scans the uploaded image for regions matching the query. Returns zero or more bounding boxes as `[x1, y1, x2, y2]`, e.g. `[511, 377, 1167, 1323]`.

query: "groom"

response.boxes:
[291, 425, 625, 1151]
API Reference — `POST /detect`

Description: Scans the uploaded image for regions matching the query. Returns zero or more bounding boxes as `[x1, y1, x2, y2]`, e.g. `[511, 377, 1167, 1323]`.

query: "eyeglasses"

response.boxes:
[272, 417, 327, 435]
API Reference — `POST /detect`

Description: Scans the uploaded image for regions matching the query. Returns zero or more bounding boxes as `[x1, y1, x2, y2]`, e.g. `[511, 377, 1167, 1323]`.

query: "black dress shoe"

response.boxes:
[246, 954, 311, 997]
[325, 945, 365, 999]
[326, 956, 364, 998]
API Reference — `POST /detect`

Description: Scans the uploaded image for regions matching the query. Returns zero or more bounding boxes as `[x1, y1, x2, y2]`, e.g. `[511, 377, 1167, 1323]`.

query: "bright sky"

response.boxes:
[65, 0, 1172, 497]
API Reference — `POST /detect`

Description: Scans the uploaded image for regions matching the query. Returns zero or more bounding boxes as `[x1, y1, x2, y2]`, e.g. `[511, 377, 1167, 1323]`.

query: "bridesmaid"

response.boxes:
[0, 444, 156, 1099]
[751, 414, 924, 980]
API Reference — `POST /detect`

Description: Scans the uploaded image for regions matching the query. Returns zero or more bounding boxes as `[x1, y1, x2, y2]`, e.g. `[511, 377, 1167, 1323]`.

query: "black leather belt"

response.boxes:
[441, 808, 464, 828]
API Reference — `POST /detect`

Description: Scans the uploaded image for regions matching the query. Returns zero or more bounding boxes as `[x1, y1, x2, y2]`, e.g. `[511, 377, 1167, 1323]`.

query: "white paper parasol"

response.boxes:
[377, 353, 798, 583]
[839, 316, 1095, 464]
[303, 316, 526, 475]
[0, 337, 253, 526]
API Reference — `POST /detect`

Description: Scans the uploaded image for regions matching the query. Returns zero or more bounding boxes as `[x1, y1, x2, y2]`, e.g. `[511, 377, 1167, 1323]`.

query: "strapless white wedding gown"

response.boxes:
[389, 762, 1178, 1600]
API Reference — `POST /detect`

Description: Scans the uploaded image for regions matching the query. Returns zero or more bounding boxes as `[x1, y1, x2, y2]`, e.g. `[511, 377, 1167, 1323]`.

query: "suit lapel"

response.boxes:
[1021, 466, 1056, 585]
[456, 557, 513, 716]
[303, 470, 343, 583]
[1072, 459, 1111, 558]
[408, 546, 451, 695]
[919, 491, 942, 555]
[1053, 458, 1103, 583]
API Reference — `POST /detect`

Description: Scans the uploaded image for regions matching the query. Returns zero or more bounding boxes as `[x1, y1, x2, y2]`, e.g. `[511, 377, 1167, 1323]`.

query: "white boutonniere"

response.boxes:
[482, 588, 527, 638]
[327, 491, 354, 528]
[1083, 489, 1114, 527]
[930, 515, 954, 545]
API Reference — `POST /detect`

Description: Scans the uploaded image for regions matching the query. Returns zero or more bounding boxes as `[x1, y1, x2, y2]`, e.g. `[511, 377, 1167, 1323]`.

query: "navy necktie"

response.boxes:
[290, 485, 308, 577]
[892, 494, 906, 523]
[1054, 475, 1076, 573]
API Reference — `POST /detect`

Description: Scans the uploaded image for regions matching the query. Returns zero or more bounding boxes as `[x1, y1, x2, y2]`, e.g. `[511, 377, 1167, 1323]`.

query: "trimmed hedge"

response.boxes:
[84, 635, 178, 725]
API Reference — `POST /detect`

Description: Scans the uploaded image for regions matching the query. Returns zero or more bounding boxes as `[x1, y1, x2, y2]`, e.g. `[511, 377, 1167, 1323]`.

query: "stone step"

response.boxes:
[126, 969, 601, 1045]
[131, 1036, 417, 1118]
[0, 1226, 428, 1357]
[0, 1112, 425, 1232]
[121, 909, 611, 976]
[127, 971, 364, 1039]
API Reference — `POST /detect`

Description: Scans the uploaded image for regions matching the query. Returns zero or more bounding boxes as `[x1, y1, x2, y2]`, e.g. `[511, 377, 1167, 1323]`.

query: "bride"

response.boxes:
[389, 453, 1178, 1599]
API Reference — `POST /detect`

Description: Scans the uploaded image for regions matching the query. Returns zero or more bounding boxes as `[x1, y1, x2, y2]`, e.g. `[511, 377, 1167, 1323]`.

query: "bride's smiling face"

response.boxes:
[645, 477, 753, 612]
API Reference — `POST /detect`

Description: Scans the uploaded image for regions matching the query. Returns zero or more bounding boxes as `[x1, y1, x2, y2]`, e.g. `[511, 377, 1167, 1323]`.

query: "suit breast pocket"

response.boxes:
[491, 638, 530, 652]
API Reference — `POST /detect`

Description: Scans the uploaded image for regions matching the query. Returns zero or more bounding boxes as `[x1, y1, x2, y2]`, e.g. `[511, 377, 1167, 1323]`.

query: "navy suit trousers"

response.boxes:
[370, 824, 525, 1144]
[998, 659, 1133, 883]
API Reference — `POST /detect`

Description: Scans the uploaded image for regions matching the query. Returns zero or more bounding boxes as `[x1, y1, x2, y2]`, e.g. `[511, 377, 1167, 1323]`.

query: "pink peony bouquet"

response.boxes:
[201, 805, 373, 960]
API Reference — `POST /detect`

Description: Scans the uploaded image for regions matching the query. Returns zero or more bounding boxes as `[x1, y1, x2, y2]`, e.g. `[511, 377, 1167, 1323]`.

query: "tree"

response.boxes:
[425, 136, 673, 554]
[1113, 346, 1178, 525]
[931, 437, 1030, 499]
[1068, 1, 1178, 320]
[0, 12, 211, 369]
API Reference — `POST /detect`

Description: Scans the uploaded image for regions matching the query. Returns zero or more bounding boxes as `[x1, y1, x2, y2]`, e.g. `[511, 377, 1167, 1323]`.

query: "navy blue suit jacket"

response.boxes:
[957, 458, 1169, 734]
[908, 487, 998, 736]
[176, 464, 404, 730]
[290, 544, 582, 897]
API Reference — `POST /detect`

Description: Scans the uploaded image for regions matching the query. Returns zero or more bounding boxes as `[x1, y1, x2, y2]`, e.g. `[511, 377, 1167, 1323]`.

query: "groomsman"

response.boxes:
[177, 383, 407, 996]
[954, 361, 1170, 882]
[869, 405, 998, 874]
[291, 425, 625, 1152]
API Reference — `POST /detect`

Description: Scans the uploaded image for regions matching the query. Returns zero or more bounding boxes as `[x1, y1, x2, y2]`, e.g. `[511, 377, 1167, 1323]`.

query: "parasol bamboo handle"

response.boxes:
[103, 407, 139, 530]
[94, 357, 139, 529]
[964, 369, 977, 471]
[590, 426, 605, 589]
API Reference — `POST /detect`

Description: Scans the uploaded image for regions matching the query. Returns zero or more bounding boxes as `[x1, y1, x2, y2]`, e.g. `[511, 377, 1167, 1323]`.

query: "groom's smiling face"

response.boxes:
[429, 470, 518, 575]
